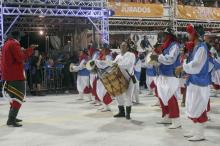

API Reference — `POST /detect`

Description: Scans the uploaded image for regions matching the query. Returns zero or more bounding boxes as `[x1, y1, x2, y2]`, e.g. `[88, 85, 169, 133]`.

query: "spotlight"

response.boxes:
[39, 30, 44, 35]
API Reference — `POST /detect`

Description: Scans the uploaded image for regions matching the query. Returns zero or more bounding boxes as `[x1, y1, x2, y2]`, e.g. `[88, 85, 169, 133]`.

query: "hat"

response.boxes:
[186, 24, 205, 37]
[164, 27, 175, 36]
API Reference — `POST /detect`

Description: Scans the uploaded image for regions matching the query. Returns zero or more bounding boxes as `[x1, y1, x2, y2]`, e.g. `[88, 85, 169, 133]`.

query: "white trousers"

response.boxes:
[116, 81, 135, 106]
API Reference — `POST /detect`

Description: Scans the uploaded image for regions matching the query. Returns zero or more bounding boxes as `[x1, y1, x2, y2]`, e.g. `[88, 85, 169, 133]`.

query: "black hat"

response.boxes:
[194, 25, 205, 37]
[164, 27, 175, 36]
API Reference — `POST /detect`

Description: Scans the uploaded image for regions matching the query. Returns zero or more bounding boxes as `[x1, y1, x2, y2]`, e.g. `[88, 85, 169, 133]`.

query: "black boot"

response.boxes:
[7, 108, 23, 127]
[114, 106, 125, 118]
[126, 106, 132, 120]
[10, 106, 22, 122]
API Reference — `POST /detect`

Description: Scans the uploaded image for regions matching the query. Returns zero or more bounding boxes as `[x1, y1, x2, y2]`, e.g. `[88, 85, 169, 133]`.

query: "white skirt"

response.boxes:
[89, 73, 97, 88]
[155, 76, 179, 106]
[96, 79, 107, 101]
[77, 75, 90, 93]
[146, 75, 155, 90]
[186, 83, 210, 118]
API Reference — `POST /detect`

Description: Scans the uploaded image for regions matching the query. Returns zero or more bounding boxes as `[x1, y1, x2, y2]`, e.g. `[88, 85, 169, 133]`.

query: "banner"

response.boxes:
[177, 5, 220, 21]
[130, 33, 158, 52]
[108, 2, 164, 18]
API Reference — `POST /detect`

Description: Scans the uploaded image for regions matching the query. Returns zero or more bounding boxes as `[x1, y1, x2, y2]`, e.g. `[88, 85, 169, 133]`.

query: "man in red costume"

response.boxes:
[1, 31, 37, 127]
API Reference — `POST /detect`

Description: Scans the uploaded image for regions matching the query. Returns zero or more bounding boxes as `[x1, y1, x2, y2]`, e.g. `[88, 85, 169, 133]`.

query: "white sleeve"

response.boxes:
[117, 53, 136, 74]
[113, 55, 121, 63]
[183, 47, 207, 74]
[158, 44, 179, 65]
[95, 60, 110, 69]
[74, 59, 86, 71]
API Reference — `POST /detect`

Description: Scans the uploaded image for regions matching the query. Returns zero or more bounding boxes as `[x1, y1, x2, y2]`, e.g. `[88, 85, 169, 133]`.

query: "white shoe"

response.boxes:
[188, 123, 205, 141]
[98, 106, 104, 110]
[94, 102, 102, 106]
[101, 106, 111, 112]
[168, 118, 182, 129]
[184, 131, 194, 138]
[157, 115, 172, 124]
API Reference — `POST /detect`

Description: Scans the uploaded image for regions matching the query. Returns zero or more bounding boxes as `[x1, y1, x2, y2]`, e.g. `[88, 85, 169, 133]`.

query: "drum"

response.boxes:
[98, 64, 129, 97]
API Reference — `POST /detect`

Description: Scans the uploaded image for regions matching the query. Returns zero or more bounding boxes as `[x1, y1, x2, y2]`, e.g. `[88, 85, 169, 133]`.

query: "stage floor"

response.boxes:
[0, 90, 220, 146]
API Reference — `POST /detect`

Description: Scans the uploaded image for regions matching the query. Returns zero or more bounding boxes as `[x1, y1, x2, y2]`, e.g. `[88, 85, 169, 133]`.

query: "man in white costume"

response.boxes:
[96, 45, 113, 112]
[151, 28, 181, 129]
[132, 51, 143, 104]
[176, 24, 210, 141]
[74, 48, 91, 101]
[113, 41, 136, 120]
[88, 47, 101, 105]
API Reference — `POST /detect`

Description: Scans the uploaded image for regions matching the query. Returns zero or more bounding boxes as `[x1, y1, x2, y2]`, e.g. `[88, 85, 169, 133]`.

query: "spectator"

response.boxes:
[30, 49, 45, 96]
[140, 36, 153, 50]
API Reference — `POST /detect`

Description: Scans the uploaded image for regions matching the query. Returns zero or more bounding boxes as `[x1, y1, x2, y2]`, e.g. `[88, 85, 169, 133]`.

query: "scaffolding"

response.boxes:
[0, 0, 110, 46]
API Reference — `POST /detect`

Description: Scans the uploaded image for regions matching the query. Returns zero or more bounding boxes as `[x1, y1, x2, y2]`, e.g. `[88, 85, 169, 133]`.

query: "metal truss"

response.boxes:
[0, 1, 3, 47]
[177, 21, 220, 29]
[108, 19, 170, 27]
[3, 16, 90, 27]
[3, 0, 105, 8]
[0, 0, 110, 46]
[3, 7, 107, 18]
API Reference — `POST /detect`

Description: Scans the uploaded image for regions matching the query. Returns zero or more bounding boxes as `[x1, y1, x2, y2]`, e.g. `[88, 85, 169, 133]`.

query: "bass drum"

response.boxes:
[99, 64, 129, 97]
[50, 36, 61, 50]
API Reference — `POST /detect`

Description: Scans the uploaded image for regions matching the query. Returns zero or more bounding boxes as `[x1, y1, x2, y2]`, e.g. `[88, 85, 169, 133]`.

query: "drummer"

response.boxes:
[150, 28, 181, 129]
[113, 41, 136, 120]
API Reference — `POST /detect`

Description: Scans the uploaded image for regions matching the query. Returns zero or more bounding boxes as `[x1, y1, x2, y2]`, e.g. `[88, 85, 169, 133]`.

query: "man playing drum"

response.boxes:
[113, 41, 136, 120]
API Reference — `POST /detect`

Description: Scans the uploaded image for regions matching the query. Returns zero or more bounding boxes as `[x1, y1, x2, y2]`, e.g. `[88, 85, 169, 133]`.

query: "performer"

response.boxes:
[74, 48, 91, 101]
[88, 47, 101, 106]
[96, 45, 113, 112]
[131, 48, 142, 104]
[145, 62, 159, 105]
[151, 28, 181, 129]
[179, 41, 194, 107]
[113, 41, 136, 120]
[175, 24, 209, 141]
[210, 46, 220, 96]
[1, 31, 37, 127]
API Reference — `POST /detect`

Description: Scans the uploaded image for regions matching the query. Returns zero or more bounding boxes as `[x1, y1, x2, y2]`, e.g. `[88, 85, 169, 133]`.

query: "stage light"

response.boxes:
[39, 30, 44, 35]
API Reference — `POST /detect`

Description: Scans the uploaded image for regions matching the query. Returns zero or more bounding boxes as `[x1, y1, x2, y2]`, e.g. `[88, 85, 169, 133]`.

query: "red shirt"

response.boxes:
[1, 38, 33, 81]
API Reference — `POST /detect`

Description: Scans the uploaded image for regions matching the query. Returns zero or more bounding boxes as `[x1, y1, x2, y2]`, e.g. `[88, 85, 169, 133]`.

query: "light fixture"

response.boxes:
[39, 15, 45, 18]
[39, 30, 44, 35]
